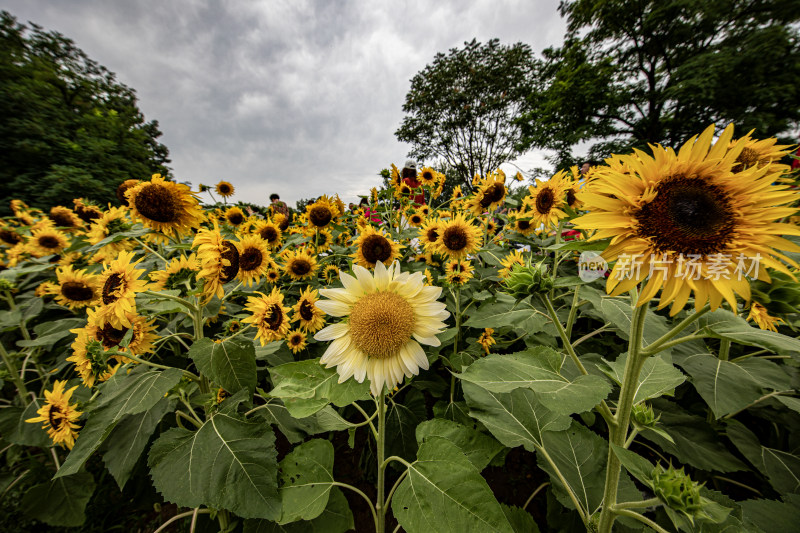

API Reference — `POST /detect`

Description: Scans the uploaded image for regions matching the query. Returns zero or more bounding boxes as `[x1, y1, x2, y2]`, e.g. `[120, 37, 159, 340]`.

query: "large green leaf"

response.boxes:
[539, 422, 607, 515]
[17, 318, 83, 348]
[0, 401, 51, 447]
[188, 337, 257, 397]
[255, 403, 350, 443]
[243, 487, 354, 533]
[463, 294, 547, 333]
[386, 389, 426, 463]
[457, 347, 611, 415]
[501, 504, 541, 533]
[56, 367, 182, 478]
[581, 287, 672, 347]
[462, 382, 571, 451]
[100, 398, 174, 489]
[21, 471, 95, 527]
[601, 352, 686, 405]
[762, 447, 800, 495]
[269, 359, 370, 417]
[725, 420, 765, 471]
[741, 494, 800, 533]
[392, 436, 514, 533]
[673, 353, 764, 418]
[700, 309, 800, 354]
[148, 412, 280, 519]
[277, 439, 334, 524]
[416, 418, 505, 471]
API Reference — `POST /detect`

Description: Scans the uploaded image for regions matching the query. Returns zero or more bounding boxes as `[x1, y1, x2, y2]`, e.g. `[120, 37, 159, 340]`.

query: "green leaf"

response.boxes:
[268, 359, 370, 415]
[56, 367, 182, 478]
[189, 337, 257, 398]
[277, 439, 334, 524]
[462, 382, 571, 451]
[601, 352, 685, 405]
[776, 396, 800, 415]
[725, 419, 765, 471]
[0, 401, 51, 447]
[148, 412, 280, 519]
[501, 504, 541, 533]
[16, 318, 84, 348]
[741, 494, 800, 533]
[457, 347, 611, 415]
[539, 422, 607, 515]
[609, 443, 655, 487]
[463, 295, 547, 334]
[392, 436, 514, 533]
[100, 398, 175, 489]
[387, 390, 425, 463]
[673, 353, 764, 418]
[701, 309, 800, 354]
[256, 402, 349, 443]
[21, 471, 95, 527]
[243, 487, 354, 533]
[762, 447, 800, 495]
[416, 418, 505, 471]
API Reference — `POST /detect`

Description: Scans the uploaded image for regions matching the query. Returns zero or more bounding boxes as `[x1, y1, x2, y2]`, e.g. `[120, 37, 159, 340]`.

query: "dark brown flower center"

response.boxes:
[49, 209, 77, 228]
[227, 211, 244, 226]
[309, 205, 333, 227]
[260, 226, 279, 243]
[38, 235, 61, 249]
[535, 188, 555, 214]
[134, 183, 180, 223]
[48, 405, 64, 430]
[240, 247, 263, 272]
[517, 220, 531, 230]
[220, 240, 240, 282]
[635, 175, 735, 256]
[362, 234, 392, 264]
[299, 299, 315, 321]
[426, 227, 439, 242]
[218, 183, 232, 194]
[76, 205, 101, 223]
[290, 259, 312, 276]
[0, 228, 21, 245]
[735, 147, 759, 170]
[422, 170, 434, 182]
[102, 273, 123, 304]
[116, 180, 138, 206]
[265, 304, 284, 330]
[61, 281, 94, 302]
[442, 226, 468, 251]
[96, 323, 128, 349]
[277, 216, 290, 231]
[289, 333, 304, 346]
[566, 189, 577, 207]
[481, 183, 505, 207]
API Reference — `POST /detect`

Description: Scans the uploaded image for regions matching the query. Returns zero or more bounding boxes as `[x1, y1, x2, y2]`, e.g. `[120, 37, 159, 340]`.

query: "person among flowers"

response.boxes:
[360, 197, 381, 224]
[269, 193, 290, 218]
[400, 160, 425, 206]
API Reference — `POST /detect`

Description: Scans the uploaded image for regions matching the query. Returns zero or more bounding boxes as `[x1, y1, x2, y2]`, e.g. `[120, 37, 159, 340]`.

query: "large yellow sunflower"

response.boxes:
[418, 166, 439, 187]
[26, 380, 82, 449]
[352, 226, 403, 269]
[126, 174, 205, 238]
[524, 173, 569, 230]
[26, 224, 70, 257]
[216, 180, 235, 198]
[236, 234, 271, 286]
[314, 261, 450, 396]
[242, 287, 291, 345]
[193, 225, 240, 302]
[306, 196, 340, 229]
[282, 247, 319, 281]
[148, 254, 201, 295]
[54, 265, 100, 310]
[291, 286, 326, 333]
[468, 169, 507, 215]
[96, 250, 148, 328]
[574, 124, 800, 315]
[435, 213, 483, 261]
[253, 219, 283, 249]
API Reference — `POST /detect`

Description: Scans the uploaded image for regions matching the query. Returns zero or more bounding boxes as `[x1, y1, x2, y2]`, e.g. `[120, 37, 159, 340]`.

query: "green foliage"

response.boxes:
[0, 11, 171, 215]
[519, 0, 800, 166]
[188, 336, 257, 398]
[395, 38, 538, 187]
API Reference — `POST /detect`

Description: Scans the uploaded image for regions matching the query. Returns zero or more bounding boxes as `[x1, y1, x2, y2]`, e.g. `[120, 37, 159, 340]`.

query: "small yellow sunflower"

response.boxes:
[747, 301, 785, 332]
[468, 169, 506, 215]
[0, 225, 22, 247]
[445, 259, 474, 286]
[242, 287, 291, 345]
[322, 264, 340, 284]
[731, 135, 794, 173]
[26, 380, 82, 449]
[126, 174, 205, 238]
[253, 219, 283, 249]
[216, 180, 235, 198]
[407, 211, 425, 228]
[524, 173, 568, 230]
[49, 206, 83, 230]
[418, 167, 439, 187]
[509, 210, 536, 236]
[291, 286, 326, 333]
[477, 328, 496, 354]
[418, 218, 443, 254]
[224, 206, 246, 227]
[286, 329, 308, 354]
[352, 226, 403, 269]
[27, 224, 70, 257]
[86, 206, 135, 263]
[73, 198, 103, 224]
[96, 250, 149, 328]
[54, 265, 100, 310]
[193, 225, 240, 302]
[67, 328, 121, 388]
[236, 234, 271, 286]
[499, 250, 526, 279]
[435, 213, 483, 261]
[148, 254, 201, 295]
[313, 228, 334, 252]
[314, 261, 450, 395]
[282, 247, 319, 281]
[306, 196, 340, 229]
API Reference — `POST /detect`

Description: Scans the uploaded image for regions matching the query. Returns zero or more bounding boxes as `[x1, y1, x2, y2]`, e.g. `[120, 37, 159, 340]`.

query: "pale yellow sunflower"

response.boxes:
[314, 261, 450, 396]
[26, 380, 82, 449]
[352, 226, 403, 269]
[126, 174, 205, 238]
[242, 287, 292, 345]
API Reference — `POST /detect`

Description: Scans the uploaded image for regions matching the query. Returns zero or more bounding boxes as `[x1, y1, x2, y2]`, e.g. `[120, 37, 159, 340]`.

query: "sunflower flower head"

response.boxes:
[747, 301, 785, 332]
[352, 226, 403, 269]
[242, 287, 291, 345]
[126, 174, 205, 238]
[26, 380, 82, 449]
[216, 180, 235, 198]
[477, 328, 496, 354]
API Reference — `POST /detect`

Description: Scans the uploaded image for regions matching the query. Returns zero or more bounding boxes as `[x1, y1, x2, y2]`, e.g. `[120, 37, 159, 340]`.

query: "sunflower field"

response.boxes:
[1, 124, 800, 533]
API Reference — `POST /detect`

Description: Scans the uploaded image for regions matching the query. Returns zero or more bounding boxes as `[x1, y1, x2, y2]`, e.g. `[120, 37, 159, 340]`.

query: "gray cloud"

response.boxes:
[5, 0, 566, 206]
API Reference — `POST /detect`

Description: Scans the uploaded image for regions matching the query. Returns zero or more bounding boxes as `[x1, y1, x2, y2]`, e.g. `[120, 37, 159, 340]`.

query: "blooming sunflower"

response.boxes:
[314, 261, 450, 395]
[407, 211, 425, 228]
[477, 328, 496, 354]
[126, 174, 205, 238]
[468, 169, 506, 215]
[216, 180, 235, 198]
[283, 247, 318, 281]
[574, 124, 800, 314]
[73, 198, 103, 224]
[235, 234, 270, 286]
[291, 286, 326, 333]
[0, 225, 22, 247]
[322, 264, 340, 284]
[253, 219, 283, 249]
[313, 228, 334, 252]
[26, 224, 70, 257]
[49, 206, 83, 231]
[286, 329, 308, 354]
[445, 259, 474, 286]
[86, 206, 135, 263]
[25, 380, 82, 449]
[96, 250, 149, 328]
[509, 210, 536, 236]
[731, 134, 794, 173]
[418, 218, 443, 254]
[148, 254, 201, 295]
[499, 249, 526, 279]
[224, 206, 246, 227]
[352, 226, 403, 269]
[435, 213, 483, 261]
[67, 328, 121, 388]
[747, 301, 785, 332]
[418, 167, 439, 187]
[524, 173, 568, 230]
[116, 179, 140, 206]
[193, 225, 240, 302]
[306, 196, 340, 229]
[242, 287, 291, 345]
[54, 265, 100, 310]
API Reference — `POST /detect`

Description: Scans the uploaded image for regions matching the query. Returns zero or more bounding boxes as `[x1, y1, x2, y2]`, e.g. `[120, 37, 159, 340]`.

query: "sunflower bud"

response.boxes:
[632, 403, 658, 429]
[0, 278, 16, 292]
[652, 464, 704, 520]
[504, 260, 554, 299]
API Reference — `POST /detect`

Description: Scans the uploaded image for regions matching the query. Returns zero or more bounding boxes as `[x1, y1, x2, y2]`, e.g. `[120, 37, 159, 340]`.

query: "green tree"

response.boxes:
[395, 38, 539, 190]
[0, 11, 171, 216]
[519, 0, 800, 166]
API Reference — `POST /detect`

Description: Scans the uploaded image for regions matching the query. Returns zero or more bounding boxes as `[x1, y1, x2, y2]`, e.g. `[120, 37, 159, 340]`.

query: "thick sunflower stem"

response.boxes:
[718, 339, 731, 361]
[0, 341, 29, 404]
[598, 304, 648, 533]
[450, 287, 462, 405]
[376, 392, 387, 533]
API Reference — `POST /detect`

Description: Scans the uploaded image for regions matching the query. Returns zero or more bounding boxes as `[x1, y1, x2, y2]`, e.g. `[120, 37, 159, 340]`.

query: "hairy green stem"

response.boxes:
[565, 285, 581, 339]
[613, 508, 671, 533]
[0, 341, 29, 403]
[640, 305, 710, 355]
[376, 392, 387, 533]
[613, 497, 661, 510]
[718, 339, 731, 361]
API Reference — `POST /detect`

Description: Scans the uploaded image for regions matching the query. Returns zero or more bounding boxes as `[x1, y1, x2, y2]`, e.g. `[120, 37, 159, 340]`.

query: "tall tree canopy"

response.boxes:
[0, 11, 171, 216]
[519, 0, 800, 167]
[395, 38, 538, 189]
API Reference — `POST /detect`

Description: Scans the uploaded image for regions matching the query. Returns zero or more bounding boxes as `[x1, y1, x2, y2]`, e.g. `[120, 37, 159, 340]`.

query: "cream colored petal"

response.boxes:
[319, 287, 359, 304]
[413, 333, 441, 347]
[374, 260, 390, 291]
[353, 265, 376, 293]
[314, 299, 351, 317]
[314, 322, 350, 341]
[406, 340, 429, 370]
[320, 335, 351, 364]
[339, 271, 363, 295]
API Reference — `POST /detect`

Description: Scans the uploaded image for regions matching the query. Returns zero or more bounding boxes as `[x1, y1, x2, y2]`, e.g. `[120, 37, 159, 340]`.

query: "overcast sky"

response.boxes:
[5, 0, 567, 207]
